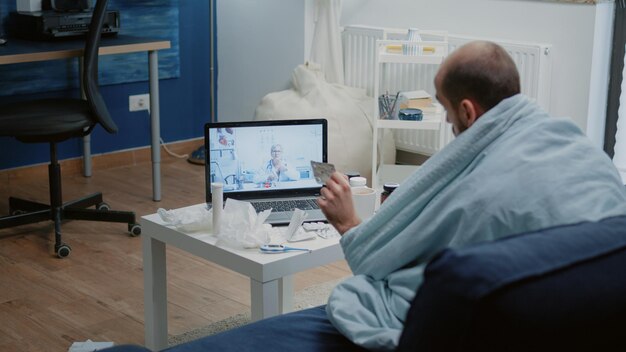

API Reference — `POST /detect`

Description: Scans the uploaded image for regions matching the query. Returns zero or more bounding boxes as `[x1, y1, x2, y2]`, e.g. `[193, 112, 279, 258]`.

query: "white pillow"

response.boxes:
[254, 63, 395, 183]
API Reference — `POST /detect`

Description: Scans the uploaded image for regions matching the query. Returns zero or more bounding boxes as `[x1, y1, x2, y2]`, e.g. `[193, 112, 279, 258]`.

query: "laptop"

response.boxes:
[205, 118, 328, 225]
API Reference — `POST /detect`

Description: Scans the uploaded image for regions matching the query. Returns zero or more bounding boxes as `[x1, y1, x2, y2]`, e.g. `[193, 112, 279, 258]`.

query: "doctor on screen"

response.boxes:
[261, 144, 300, 183]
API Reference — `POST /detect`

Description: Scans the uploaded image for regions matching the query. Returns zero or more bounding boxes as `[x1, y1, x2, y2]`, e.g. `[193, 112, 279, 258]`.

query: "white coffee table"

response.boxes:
[141, 203, 344, 350]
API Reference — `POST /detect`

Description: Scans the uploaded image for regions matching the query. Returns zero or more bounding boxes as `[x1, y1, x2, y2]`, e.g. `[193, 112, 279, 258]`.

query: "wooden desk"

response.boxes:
[0, 35, 171, 201]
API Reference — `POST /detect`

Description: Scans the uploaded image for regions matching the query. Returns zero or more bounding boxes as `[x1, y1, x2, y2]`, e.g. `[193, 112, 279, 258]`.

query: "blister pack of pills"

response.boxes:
[302, 222, 340, 239]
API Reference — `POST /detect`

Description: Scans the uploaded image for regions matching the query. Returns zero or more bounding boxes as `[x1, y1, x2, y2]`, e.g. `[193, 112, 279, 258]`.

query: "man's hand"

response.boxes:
[317, 172, 361, 235]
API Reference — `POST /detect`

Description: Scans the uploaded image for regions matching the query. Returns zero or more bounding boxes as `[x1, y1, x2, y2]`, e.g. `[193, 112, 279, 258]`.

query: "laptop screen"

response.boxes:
[205, 119, 328, 202]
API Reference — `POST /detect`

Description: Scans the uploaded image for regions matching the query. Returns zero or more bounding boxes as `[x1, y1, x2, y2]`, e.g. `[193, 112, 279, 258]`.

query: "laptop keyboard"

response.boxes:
[251, 199, 320, 212]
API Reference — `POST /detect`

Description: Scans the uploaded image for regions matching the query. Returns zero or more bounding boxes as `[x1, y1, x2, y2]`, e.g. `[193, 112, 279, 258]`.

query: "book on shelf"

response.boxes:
[398, 90, 442, 114]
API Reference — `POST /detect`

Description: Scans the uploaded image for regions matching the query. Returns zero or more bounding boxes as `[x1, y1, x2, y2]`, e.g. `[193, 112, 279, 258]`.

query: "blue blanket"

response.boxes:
[326, 94, 626, 350]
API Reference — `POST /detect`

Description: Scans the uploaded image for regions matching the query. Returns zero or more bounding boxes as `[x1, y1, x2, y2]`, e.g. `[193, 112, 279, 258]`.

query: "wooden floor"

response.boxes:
[0, 156, 351, 351]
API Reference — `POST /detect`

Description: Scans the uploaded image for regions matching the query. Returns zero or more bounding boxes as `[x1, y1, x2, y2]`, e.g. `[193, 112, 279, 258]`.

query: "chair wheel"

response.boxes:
[97, 202, 111, 211]
[129, 224, 142, 237]
[55, 243, 72, 258]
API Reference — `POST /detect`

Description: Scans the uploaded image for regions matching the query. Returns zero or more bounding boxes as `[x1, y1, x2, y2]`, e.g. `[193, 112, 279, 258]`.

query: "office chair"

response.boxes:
[0, 0, 140, 258]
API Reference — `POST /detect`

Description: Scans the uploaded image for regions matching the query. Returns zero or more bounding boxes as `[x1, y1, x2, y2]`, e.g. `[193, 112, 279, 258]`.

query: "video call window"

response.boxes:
[208, 124, 324, 193]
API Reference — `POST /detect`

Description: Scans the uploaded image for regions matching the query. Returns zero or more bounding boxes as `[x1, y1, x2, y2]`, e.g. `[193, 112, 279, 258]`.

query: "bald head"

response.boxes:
[435, 41, 520, 113]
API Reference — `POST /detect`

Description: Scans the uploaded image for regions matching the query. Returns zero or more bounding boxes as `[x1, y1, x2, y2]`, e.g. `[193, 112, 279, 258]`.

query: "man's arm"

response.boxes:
[317, 172, 361, 234]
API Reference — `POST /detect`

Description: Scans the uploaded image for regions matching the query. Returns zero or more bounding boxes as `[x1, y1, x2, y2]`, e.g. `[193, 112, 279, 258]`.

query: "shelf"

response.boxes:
[371, 34, 448, 190]
[379, 53, 444, 65]
[377, 102, 445, 130]
[377, 118, 441, 130]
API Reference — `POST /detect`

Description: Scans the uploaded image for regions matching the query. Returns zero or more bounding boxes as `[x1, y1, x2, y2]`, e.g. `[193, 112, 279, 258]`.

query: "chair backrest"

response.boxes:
[83, 0, 118, 134]
[397, 215, 626, 352]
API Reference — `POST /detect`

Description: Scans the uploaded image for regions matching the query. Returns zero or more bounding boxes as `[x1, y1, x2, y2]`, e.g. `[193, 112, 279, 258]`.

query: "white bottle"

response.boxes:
[349, 176, 367, 188]
[211, 182, 223, 234]
[349, 177, 376, 220]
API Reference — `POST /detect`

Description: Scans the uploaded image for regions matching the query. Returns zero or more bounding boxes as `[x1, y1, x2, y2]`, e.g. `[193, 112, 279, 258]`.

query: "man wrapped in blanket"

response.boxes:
[317, 41, 626, 350]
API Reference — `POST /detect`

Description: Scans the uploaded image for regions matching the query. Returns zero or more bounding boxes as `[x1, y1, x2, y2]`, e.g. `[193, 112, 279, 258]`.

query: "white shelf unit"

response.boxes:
[372, 34, 448, 190]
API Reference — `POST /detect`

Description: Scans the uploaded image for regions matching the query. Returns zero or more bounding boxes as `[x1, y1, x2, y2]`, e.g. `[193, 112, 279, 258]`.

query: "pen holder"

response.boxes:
[378, 94, 399, 120]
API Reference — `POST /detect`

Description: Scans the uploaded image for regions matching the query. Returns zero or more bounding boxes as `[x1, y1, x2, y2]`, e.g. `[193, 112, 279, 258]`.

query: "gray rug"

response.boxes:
[168, 277, 347, 347]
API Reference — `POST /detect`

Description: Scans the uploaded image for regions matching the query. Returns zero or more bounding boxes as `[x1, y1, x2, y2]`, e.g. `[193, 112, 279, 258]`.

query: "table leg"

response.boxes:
[279, 275, 293, 314]
[250, 278, 280, 322]
[148, 50, 161, 202]
[143, 235, 168, 350]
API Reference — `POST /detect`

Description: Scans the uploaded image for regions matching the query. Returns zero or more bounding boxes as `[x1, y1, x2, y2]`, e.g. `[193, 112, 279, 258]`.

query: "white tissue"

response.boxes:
[215, 198, 273, 249]
[157, 206, 213, 233]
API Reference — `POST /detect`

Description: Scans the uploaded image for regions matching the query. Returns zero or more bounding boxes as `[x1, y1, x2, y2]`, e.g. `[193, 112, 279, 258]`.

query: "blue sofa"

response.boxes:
[107, 215, 626, 351]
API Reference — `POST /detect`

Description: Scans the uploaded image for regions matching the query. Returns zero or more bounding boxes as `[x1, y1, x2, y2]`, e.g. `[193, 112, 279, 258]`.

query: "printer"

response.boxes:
[11, 0, 120, 40]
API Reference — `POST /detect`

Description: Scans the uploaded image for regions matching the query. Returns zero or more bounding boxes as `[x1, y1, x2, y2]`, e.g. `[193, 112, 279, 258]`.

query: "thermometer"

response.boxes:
[260, 244, 311, 253]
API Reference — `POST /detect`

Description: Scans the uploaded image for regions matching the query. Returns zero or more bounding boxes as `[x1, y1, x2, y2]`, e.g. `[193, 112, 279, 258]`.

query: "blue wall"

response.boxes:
[0, 1, 213, 170]
[0, 0, 182, 95]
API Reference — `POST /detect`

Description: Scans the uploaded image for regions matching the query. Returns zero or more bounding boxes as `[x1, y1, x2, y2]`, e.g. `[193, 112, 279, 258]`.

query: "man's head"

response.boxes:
[434, 41, 520, 136]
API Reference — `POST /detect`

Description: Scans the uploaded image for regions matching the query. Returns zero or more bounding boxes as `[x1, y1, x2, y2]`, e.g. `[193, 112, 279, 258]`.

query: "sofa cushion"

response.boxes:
[397, 215, 626, 352]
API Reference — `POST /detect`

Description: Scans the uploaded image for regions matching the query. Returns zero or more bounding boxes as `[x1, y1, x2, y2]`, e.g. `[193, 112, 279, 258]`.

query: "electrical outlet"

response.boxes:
[129, 94, 150, 112]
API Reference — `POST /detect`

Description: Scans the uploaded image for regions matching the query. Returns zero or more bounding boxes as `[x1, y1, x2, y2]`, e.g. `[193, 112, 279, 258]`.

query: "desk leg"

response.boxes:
[82, 135, 92, 177]
[79, 57, 92, 177]
[250, 278, 280, 322]
[148, 50, 161, 202]
[143, 235, 168, 350]
[279, 275, 293, 314]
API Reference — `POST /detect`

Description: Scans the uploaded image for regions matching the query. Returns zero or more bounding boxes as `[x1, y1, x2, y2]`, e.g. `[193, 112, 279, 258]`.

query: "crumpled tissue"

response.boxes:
[216, 198, 274, 249]
[158, 206, 213, 233]
[68, 339, 114, 352]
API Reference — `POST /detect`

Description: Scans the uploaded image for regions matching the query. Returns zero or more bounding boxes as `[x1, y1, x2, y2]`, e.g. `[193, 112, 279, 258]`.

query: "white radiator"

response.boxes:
[342, 25, 553, 155]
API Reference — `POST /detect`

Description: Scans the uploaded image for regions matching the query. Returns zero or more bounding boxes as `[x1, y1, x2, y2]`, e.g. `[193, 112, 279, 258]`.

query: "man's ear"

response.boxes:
[459, 99, 484, 128]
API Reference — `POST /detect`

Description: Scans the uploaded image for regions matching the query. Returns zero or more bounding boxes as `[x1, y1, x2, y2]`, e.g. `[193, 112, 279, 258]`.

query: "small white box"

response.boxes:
[16, 0, 42, 12]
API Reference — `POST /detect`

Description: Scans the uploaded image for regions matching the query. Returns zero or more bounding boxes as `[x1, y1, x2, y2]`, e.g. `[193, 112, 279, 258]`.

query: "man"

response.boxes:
[318, 41, 626, 350]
